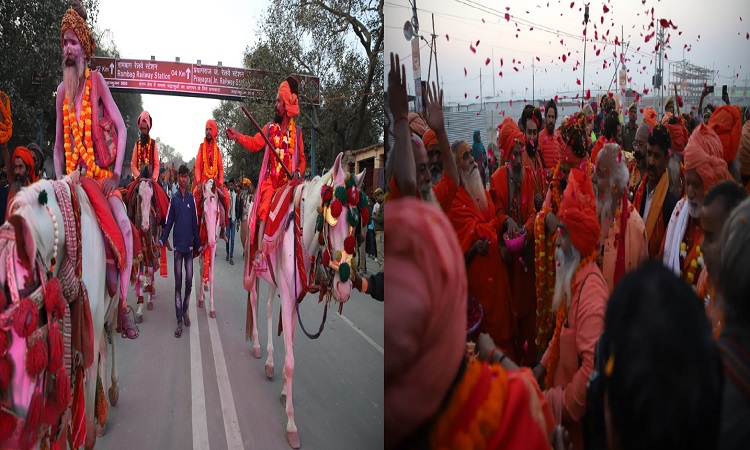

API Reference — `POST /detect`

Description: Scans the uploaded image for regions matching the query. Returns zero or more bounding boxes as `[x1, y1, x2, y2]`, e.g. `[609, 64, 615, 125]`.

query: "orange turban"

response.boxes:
[138, 110, 152, 131]
[278, 81, 300, 118]
[708, 105, 742, 163]
[558, 168, 600, 256]
[60, 6, 94, 59]
[497, 117, 525, 165]
[664, 121, 689, 153]
[206, 119, 218, 139]
[684, 124, 729, 194]
[422, 128, 438, 150]
[643, 107, 657, 128]
[13, 146, 36, 182]
[385, 198, 467, 448]
[407, 112, 427, 137]
[738, 122, 750, 178]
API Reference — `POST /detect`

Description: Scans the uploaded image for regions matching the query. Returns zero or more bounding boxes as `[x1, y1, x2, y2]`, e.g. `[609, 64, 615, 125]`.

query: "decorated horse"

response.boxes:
[126, 166, 164, 323]
[2, 176, 121, 448]
[243, 153, 368, 448]
[198, 179, 221, 318]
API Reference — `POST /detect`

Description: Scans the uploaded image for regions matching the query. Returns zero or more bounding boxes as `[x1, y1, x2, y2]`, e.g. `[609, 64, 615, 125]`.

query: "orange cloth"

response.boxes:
[385, 198, 467, 448]
[643, 107, 657, 128]
[498, 117, 526, 164]
[684, 124, 729, 194]
[137, 110, 151, 130]
[590, 135, 609, 165]
[81, 176, 125, 270]
[432, 173, 458, 213]
[12, 146, 36, 182]
[558, 169, 600, 256]
[738, 121, 750, 178]
[708, 105, 743, 163]
[490, 165, 538, 364]
[539, 128, 563, 169]
[664, 121, 689, 153]
[407, 112, 427, 137]
[540, 260, 608, 449]
[599, 197, 648, 292]
[194, 139, 224, 187]
[130, 138, 159, 182]
[278, 81, 300, 117]
[205, 119, 218, 140]
[449, 186, 515, 351]
[60, 7, 94, 58]
[632, 172, 670, 259]
[421, 128, 438, 150]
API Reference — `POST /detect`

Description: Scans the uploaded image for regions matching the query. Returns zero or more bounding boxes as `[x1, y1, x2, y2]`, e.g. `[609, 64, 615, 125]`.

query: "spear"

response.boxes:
[240, 105, 293, 179]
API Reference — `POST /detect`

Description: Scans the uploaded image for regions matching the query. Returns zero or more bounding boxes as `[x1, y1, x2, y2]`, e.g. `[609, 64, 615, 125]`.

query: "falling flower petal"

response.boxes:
[499, 71, 503, 77]
[570, 1, 574, 8]
[464, 93, 468, 98]
[536, 56, 540, 61]
[562, 54, 567, 62]
[476, 40, 481, 46]
[577, 78, 582, 85]
[446, 34, 450, 41]
[485, 57, 491, 66]
[603, 4, 609, 13]
[501, 58, 504, 66]
[509, 99, 513, 107]
[514, 67, 519, 72]
[505, 12, 510, 21]
[464, 67, 467, 76]
[470, 44, 476, 53]
[585, 89, 590, 99]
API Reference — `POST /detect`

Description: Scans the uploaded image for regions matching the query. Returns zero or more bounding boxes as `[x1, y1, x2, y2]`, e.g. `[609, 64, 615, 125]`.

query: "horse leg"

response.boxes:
[209, 246, 216, 318]
[110, 197, 138, 339]
[108, 300, 120, 406]
[250, 277, 261, 359]
[96, 339, 108, 437]
[147, 265, 155, 309]
[280, 287, 300, 449]
[265, 284, 276, 378]
[135, 264, 144, 323]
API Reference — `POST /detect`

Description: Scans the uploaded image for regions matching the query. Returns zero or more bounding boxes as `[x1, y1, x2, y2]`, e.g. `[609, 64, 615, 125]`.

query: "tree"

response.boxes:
[154, 137, 185, 167]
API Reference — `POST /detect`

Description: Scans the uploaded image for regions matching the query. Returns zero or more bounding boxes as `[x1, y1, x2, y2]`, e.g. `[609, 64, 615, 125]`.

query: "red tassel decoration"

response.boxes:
[0, 289, 6, 311]
[47, 324, 63, 372]
[25, 339, 48, 379]
[13, 298, 38, 338]
[347, 187, 360, 207]
[361, 208, 369, 228]
[21, 390, 45, 445]
[0, 356, 12, 392]
[322, 249, 331, 267]
[344, 236, 356, 255]
[44, 390, 60, 427]
[44, 277, 64, 319]
[0, 409, 16, 442]
[56, 367, 71, 415]
[0, 331, 8, 356]
[330, 199, 343, 218]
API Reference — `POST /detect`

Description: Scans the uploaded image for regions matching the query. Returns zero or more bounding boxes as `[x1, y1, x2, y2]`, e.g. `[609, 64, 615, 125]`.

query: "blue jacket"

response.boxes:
[159, 188, 202, 254]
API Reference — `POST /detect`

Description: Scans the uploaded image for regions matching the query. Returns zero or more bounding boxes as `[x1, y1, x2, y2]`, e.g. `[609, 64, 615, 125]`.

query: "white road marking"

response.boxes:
[339, 313, 384, 355]
[190, 288, 210, 450]
[205, 298, 244, 449]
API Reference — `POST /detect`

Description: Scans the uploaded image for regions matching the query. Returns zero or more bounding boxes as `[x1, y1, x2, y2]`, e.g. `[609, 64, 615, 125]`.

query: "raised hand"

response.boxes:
[424, 81, 445, 132]
[387, 53, 409, 125]
[226, 127, 238, 141]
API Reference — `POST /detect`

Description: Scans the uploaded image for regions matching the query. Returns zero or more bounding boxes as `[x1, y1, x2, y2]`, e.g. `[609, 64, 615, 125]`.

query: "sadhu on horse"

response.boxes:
[227, 78, 370, 449]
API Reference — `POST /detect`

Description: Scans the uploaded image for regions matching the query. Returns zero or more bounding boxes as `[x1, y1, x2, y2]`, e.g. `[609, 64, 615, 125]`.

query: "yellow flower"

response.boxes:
[691, 259, 698, 269]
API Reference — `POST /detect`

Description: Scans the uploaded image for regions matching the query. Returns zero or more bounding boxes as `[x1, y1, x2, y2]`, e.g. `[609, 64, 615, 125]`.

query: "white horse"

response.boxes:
[7, 178, 120, 449]
[129, 176, 158, 322]
[198, 179, 220, 318]
[244, 153, 365, 448]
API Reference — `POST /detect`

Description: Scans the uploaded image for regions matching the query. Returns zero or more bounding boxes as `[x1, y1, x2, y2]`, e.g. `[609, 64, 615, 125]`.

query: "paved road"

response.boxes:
[97, 239, 384, 449]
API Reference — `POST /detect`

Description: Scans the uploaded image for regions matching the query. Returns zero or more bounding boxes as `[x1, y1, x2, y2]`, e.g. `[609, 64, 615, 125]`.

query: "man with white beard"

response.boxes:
[663, 124, 730, 289]
[448, 140, 515, 357]
[592, 144, 647, 293]
[54, 2, 138, 339]
[532, 168, 608, 450]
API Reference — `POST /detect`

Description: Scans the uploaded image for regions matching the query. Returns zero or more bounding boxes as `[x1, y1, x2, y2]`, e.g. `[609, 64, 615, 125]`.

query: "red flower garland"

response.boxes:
[13, 298, 38, 338]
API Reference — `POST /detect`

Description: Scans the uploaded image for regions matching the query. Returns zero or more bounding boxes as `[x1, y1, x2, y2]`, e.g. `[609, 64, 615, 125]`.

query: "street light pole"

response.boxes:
[582, 5, 589, 106]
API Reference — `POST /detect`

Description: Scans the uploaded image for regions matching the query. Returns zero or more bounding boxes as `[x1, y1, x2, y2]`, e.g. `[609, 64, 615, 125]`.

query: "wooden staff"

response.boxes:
[240, 106, 293, 179]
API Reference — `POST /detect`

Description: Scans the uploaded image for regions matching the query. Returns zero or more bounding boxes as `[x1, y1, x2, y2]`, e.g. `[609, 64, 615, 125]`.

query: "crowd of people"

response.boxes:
[385, 51, 750, 449]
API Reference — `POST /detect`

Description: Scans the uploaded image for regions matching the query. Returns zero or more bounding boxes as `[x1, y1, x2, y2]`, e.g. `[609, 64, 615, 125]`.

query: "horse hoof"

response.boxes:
[286, 431, 300, 449]
[147, 301, 153, 311]
[266, 364, 274, 379]
[209, 310, 216, 319]
[135, 313, 143, 324]
[96, 421, 108, 437]
[198, 300, 205, 309]
[108, 385, 119, 406]
[252, 347, 261, 359]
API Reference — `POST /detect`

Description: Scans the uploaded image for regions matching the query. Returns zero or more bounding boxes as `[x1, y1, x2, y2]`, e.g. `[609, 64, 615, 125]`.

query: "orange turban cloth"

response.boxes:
[708, 105, 743, 163]
[278, 80, 300, 118]
[385, 198, 467, 448]
[60, 6, 94, 59]
[643, 107, 657, 128]
[421, 128, 438, 150]
[206, 119, 218, 139]
[738, 121, 750, 178]
[138, 110, 152, 131]
[13, 146, 36, 183]
[497, 117, 525, 165]
[558, 168, 600, 256]
[684, 124, 729, 194]
[407, 112, 427, 137]
[664, 121, 689, 153]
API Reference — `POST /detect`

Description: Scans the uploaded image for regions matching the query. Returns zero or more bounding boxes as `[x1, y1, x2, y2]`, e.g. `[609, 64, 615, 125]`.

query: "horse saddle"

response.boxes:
[263, 180, 304, 250]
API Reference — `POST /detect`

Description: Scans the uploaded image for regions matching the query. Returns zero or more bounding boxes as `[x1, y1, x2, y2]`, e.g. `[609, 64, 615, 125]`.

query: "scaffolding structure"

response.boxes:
[669, 59, 716, 107]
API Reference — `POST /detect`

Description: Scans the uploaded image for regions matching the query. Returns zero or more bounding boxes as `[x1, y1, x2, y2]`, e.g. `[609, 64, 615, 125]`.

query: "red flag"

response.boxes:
[160, 245, 168, 277]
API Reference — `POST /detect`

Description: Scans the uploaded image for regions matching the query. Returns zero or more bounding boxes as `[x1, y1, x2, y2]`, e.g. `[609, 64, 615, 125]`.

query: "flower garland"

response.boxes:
[679, 230, 704, 287]
[136, 138, 152, 171]
[268, 118, 296, 189]
[428, 360, 508, 449]
[63, 68, 112, 178]
[544, 250, 597, 389]
[201, 138, 219, 180]
[0, 91, 12, 145]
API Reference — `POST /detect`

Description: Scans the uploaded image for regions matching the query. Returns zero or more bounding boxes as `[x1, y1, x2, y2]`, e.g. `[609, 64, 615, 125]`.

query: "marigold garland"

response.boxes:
[63, 68, 112, 178]
[268, 118, 296, 189]
[201, 138, 219, 180]
[544, 250, 597, 389]
[679, 230, 704, 288]
[136, 138, 152, 172]
[0, 91, 12, 145]
[429, 360, 509, 449]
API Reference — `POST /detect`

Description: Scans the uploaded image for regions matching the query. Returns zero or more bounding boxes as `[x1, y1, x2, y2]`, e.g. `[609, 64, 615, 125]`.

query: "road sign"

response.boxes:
[90, 57, 320, 105]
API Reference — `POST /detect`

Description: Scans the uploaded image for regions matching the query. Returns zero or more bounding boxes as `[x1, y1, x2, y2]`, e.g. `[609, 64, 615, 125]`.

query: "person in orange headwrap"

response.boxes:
[386, 197, 555, 450]
[662, 124, 730, 289]
[193, 119, 229, 235]
[490, 118, 537, 365]
[708, 104, 743, 182]
[448, 140, 516, 357]
[407, 111, 427, 138]
[226, 77, 306, 271]
[643, 106, 658, 128]
[127, 110, 169, 223]
[4, 146, 36, 220]
[534, 168, 608, 450]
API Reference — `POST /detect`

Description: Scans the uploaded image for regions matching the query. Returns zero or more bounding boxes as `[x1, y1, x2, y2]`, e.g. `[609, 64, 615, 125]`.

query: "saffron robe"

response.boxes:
[632, 172, 677, 259]
[598, 197, 648, 293]
[539, 128, 564, 172]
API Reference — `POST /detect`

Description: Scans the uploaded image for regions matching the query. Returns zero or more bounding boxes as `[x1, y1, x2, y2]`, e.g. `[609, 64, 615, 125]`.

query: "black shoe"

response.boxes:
[225, 255, 229, 261]
[230, 258, 234, 265]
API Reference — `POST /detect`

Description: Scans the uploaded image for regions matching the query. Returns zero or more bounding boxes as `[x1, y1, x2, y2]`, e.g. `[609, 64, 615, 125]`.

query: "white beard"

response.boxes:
[552, 246, 581, 310]
[461, 166, 488, 211]
[62, 56, 84, 108]
[420, 186, 438, 206]
[688, 200, 701, 218]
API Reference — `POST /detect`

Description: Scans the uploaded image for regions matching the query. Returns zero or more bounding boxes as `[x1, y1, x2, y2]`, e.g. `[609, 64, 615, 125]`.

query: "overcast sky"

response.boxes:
[385, 0, 750, 106]
[97, 0, 268, 161]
